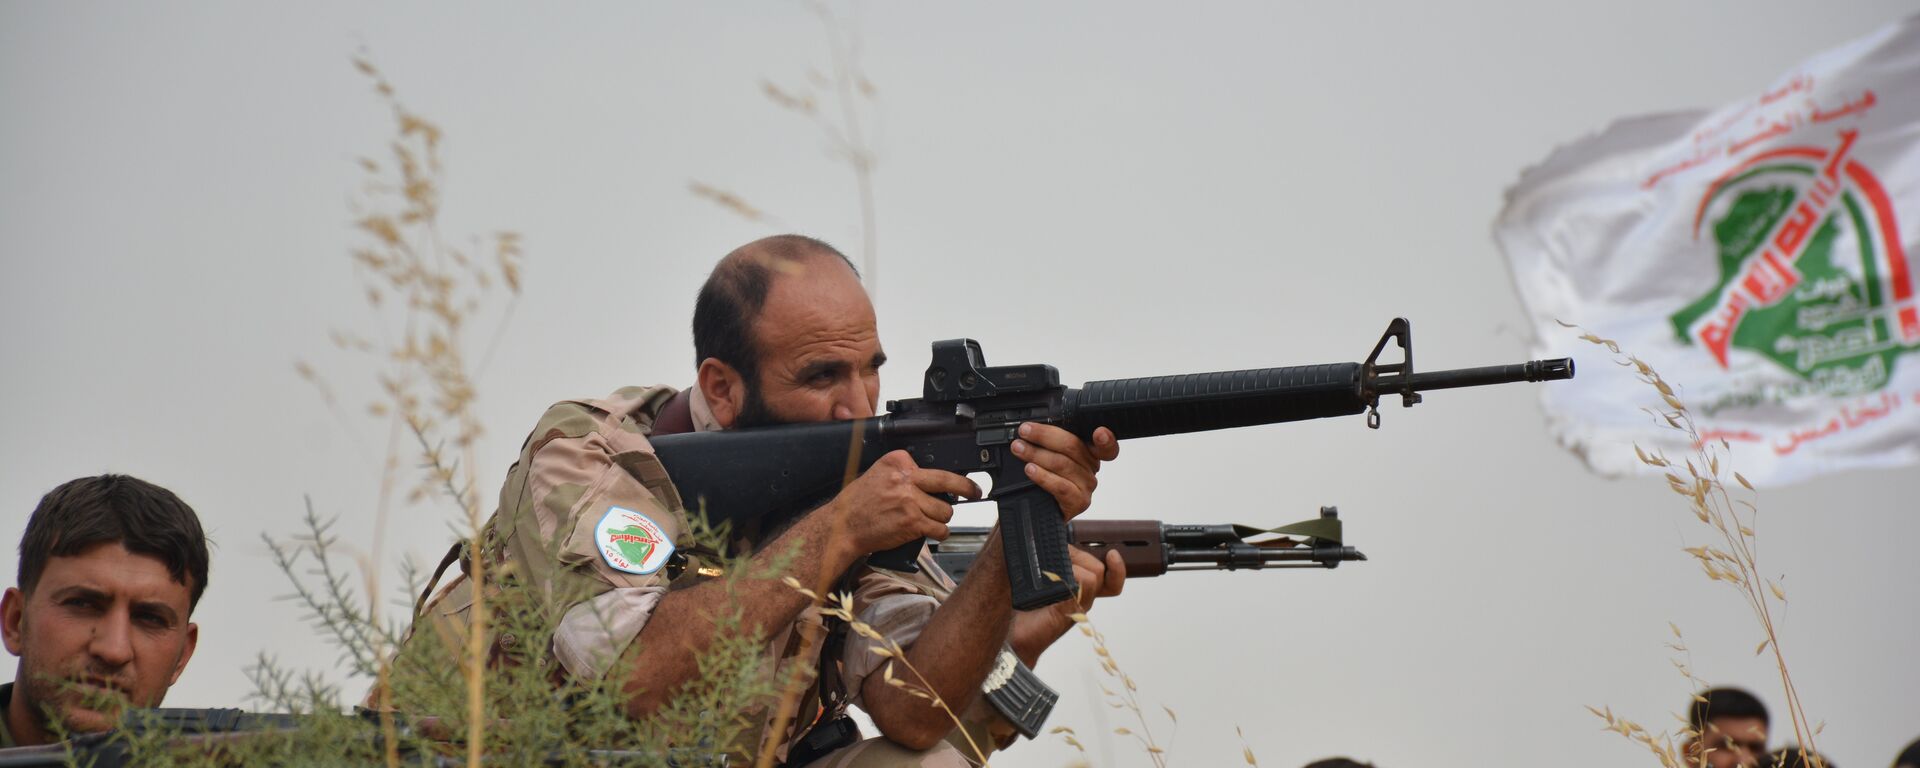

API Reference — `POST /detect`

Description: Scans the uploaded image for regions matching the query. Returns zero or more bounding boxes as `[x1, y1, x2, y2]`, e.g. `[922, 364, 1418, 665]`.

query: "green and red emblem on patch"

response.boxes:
[595, 506, 675, 575]
[1671, 128, 1920, 389]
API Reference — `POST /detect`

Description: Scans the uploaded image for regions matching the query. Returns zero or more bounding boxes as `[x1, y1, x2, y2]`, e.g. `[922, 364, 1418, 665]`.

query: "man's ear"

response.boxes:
[2, 586, 25, 656]
[697, 358, 745, 429]
[166, 622, 198, 689]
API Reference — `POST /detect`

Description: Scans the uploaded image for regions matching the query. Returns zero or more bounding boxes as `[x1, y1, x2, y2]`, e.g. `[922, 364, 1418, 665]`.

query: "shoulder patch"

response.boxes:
[594, 506, 676, 575]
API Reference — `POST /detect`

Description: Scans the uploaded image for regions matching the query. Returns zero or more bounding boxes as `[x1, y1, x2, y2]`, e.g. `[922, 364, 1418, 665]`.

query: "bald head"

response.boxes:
[692, 234, 862, 382]
[725, 234, 857, 276]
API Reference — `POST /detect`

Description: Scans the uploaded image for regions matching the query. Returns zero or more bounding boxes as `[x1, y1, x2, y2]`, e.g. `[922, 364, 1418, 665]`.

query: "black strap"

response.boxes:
[813, 567, 862, 718]
[414, 541, 465, 618]
[780, 715, 859, 768]
[783, 567, 865, 766]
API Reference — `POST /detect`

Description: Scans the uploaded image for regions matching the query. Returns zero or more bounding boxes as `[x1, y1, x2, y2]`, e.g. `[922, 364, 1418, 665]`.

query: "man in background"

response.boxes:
[1893, 736, 1920, 768]
[1686, 687, 1770, 768]
[1, 475, 209, 747]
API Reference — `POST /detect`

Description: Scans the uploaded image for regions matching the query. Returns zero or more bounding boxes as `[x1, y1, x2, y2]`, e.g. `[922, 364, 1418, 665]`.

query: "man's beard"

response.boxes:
[727, 380, 807, 550]
[730, 380, 787, 430]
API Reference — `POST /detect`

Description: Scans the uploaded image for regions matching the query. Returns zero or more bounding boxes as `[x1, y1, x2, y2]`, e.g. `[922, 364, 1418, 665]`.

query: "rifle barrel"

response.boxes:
[1166, 544, 1366, 570]
[1063, 357, 1574, 441]
[1378, 357, 1574, 393]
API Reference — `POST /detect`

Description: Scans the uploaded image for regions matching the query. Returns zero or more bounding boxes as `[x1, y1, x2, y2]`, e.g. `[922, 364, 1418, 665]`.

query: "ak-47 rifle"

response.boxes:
[923, 507, 1361, 737]
[931, 506, 1363, 583]
[650, 318, 1572, 610]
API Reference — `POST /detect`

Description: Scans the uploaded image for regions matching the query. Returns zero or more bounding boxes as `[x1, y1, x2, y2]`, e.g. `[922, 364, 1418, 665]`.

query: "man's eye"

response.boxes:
[135, 612, 172, 629]
[61, 597, 102, 612]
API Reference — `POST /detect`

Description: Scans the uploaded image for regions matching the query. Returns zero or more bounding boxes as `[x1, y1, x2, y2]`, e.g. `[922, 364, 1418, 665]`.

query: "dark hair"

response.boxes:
[691, 234, 857, 384]
[1689, 687, 1770, 734]
[1302, 760, 1374, 768]
[18, 474, 210, 610]
[1895, 736, 1920, 768]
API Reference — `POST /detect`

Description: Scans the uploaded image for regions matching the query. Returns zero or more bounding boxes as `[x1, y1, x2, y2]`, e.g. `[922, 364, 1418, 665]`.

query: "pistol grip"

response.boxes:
[998, 486, 1077, 610]
[868, 538, 922, 572]
[870, 491, 959, 573]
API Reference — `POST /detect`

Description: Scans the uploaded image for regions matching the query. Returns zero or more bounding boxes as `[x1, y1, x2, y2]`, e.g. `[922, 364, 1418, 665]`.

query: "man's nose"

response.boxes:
[90, 611, 136, 668]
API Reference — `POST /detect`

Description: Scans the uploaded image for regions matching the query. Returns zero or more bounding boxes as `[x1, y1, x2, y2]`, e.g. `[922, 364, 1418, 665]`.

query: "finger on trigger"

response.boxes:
[1103, 548, 1127, 595]
[914, 468, 981, 500]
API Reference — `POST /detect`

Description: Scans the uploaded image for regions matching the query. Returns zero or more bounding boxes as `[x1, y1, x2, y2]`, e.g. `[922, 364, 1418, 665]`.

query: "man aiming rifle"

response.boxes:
[395, 235, 1127, 767]
[390, 233, 1572, 766]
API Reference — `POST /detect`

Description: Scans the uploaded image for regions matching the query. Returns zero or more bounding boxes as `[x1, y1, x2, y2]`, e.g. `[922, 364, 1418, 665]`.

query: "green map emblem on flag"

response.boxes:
[1669, 128, 1920, 388]
[595, 506, 675, 575]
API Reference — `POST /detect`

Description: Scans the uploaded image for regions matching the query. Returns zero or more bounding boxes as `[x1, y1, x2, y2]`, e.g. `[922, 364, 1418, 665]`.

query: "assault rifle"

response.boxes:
[650, 318, 1572, 610]
[929, 508, 1361, 737]
[931, 507, 1363, 583]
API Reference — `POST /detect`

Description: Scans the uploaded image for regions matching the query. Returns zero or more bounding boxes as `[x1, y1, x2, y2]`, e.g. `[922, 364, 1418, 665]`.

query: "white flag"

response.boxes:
[1497, 15, 1920, 486]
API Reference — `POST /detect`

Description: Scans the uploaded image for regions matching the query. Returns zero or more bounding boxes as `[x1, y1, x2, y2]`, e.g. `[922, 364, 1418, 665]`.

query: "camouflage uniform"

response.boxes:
[404, 386, 1015, 766]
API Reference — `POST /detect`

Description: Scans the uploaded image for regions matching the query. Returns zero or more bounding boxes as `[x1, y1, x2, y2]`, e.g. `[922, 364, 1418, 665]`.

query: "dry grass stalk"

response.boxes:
[1066, 607, 1171, 768]
[808, 0, 880, 296]
[295, 54, 524, 768]
[690, 0, 881, 298]
[1235, 725, 1260, 766]
[1567, 324, 1822, 767]
[774, 582, 992, 766]
[751, 423, 868, 767]
[707, 17, 887, 753]
[1051, 725, 1089, 759]
[688, 181, 775, 224]
[241, 53, 783, 768]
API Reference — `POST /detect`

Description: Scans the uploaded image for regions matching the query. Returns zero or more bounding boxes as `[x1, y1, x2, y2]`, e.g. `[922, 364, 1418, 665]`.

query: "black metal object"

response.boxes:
[981, 651, 1058, 739]
[651, 318, 1569, 610]
[932, 507, 1367, 584]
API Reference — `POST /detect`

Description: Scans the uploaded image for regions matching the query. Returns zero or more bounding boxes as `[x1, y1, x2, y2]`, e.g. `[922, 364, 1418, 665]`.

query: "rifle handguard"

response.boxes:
[1071, 519, 1168, 577]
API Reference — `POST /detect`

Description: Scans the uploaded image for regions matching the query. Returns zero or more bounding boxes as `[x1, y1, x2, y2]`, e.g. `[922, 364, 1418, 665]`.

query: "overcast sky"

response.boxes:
[2, 3, 1915, 766]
